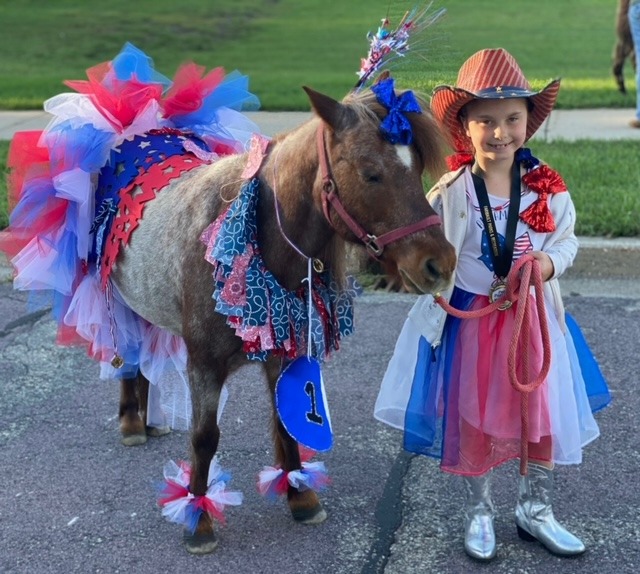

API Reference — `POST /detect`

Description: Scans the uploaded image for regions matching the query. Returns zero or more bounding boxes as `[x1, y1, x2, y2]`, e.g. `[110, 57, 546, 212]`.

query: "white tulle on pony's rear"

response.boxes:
[0, 42, 261, 430]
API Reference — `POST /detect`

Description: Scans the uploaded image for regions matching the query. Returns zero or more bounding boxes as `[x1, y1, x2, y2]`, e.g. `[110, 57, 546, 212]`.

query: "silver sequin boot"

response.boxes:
[462, 472, 496, 561]
[515, 463, 586, 556]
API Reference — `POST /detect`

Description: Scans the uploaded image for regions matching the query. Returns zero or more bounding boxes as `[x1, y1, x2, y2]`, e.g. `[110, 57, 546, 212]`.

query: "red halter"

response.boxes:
[316, 125, 441, 258]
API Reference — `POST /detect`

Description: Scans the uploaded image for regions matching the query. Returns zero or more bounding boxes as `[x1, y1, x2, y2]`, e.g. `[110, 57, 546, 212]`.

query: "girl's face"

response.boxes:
[461, 97, 529, 166]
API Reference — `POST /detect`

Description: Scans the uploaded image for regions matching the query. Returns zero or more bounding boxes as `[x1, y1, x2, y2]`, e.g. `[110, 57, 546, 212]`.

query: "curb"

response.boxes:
[2, 236, 640, 284]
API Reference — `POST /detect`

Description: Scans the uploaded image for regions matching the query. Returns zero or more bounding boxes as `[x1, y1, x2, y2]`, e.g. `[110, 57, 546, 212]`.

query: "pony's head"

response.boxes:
[303, 83, 456, 294]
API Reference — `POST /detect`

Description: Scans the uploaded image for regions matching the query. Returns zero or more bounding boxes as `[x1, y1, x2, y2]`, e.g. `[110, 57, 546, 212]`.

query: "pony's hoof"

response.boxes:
[146, 425, 171, 437]
[292, 503, 327, 525]
[121, 433, 147, 446]
[183, 529, 218, 555]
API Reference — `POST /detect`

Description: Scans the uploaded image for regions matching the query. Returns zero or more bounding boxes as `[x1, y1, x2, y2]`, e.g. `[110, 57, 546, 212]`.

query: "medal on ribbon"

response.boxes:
[488, 277, 512, 310]
[472, 161, 522, 309]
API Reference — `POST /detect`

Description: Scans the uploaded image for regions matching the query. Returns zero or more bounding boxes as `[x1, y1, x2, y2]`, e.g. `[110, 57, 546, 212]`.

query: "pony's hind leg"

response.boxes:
[265, 357, 328, 525]
[136, 375, 170, 438]
[119, 373, 147, 446]
[183, 358, 226, 555]
[119, 372, 170, 445]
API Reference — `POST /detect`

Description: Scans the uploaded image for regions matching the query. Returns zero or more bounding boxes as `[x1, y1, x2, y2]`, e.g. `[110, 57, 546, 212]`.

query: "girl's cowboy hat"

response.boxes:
[431, 48, 560, 152]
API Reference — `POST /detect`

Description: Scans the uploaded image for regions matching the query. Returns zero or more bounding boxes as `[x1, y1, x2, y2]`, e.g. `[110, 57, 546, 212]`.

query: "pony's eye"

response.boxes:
[364, 172, 382, 184]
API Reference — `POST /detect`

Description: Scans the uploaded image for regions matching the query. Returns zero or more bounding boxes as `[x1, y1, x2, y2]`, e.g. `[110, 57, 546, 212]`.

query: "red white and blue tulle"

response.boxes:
[157, 458, 243, 532]
[375, 287, 611, 476]
[0, 43, 260, 430]
[257, 448, 329, 499]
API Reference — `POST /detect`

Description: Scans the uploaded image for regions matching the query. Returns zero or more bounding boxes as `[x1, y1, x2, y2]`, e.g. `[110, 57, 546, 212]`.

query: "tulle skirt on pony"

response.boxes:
[374, 287, 610, 476]
[0, 43, 259, 430]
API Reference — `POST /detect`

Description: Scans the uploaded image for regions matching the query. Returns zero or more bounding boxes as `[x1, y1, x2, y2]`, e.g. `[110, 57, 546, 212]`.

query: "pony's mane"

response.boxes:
[343, 88, 448, 179]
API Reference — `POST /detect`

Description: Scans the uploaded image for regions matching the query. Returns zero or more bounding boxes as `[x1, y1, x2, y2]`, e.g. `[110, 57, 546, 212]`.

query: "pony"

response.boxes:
[1, 47, 456, 551]
[111, 84, 456, 553]
[613, 0, 636, 93]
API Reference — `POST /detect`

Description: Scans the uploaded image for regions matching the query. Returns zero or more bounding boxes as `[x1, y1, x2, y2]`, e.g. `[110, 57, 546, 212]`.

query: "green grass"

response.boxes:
[529, 140, 640, 237]
[1, 1, 638, 237]
[1, 140, 639, 236]
[0, 0, 634, 110]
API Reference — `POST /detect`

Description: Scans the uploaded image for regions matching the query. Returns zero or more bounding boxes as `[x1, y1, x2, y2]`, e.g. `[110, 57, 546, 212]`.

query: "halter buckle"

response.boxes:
[364, 234, 383, 257]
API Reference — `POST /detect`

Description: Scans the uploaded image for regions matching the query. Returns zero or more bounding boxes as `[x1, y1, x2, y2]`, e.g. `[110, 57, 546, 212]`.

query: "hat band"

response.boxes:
[474, 85, 536, 99]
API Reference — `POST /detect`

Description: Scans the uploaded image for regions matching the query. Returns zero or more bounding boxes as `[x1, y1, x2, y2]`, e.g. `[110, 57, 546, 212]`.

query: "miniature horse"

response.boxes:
[113, 85, 456, 553]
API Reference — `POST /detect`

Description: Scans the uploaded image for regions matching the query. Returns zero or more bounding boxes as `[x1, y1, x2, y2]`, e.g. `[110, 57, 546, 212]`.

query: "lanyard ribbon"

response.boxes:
[471, 162, 522, 279]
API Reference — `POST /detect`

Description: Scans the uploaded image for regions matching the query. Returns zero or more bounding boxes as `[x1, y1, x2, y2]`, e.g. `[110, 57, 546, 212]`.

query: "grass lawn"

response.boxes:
[0, 0, 634, 110]
[0, 1, 638, 237]
[1, 138, 639, 237]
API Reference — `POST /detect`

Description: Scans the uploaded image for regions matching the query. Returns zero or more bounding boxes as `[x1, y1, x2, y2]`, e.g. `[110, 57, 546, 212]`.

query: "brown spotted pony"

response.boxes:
[113, 84, 456, 553]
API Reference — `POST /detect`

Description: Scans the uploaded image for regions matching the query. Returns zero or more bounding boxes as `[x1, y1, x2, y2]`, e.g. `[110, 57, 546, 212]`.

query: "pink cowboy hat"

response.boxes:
[431, 48, 561, 152]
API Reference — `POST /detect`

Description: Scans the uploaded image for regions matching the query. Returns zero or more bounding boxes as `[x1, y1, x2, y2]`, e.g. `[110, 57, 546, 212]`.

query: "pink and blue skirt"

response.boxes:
[375, 287, 610, 476]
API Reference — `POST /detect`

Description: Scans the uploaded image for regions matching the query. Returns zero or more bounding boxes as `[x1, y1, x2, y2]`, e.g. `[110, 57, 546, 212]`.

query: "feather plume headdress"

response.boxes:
[355, 1, 446, 90]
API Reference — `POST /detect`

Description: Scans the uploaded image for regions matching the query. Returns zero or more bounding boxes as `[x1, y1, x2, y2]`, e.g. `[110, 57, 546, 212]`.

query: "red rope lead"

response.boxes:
[434, 255, 551, 475]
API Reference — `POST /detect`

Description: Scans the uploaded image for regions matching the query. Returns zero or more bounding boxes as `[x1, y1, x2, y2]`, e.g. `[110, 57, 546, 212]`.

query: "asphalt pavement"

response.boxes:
[1, 109, 640, 574]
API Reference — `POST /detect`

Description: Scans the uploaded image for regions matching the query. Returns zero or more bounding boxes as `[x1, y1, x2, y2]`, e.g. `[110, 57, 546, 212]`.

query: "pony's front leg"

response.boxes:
[183, 359, 225, 555]
[264, 357, 328, 525]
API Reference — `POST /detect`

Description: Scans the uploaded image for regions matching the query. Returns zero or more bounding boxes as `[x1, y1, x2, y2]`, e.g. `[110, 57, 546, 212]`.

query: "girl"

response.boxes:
[374, 48, 611, 561]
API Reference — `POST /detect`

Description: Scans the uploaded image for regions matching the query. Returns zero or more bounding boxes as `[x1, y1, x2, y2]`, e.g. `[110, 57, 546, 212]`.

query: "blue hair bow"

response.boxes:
[515, 147, 541, 169]
[371, 77, 422, 145]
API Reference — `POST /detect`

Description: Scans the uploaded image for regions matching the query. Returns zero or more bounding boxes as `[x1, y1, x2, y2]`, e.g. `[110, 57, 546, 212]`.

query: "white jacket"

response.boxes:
[407, 166, 578, 347]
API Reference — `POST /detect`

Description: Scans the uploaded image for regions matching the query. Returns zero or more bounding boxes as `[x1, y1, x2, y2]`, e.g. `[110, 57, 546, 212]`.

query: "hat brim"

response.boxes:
[431, 78, 561, 152]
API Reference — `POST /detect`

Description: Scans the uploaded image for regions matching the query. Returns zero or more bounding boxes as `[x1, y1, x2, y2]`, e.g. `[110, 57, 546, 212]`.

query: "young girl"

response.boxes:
[374, 48, 611, 561]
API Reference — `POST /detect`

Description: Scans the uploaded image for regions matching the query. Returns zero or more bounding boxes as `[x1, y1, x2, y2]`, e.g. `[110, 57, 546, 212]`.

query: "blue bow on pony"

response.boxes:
[371, 77, 422, 145]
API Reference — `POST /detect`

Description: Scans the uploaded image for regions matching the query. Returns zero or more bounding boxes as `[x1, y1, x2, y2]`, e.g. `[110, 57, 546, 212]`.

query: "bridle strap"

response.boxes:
[316, 124, 441, 258]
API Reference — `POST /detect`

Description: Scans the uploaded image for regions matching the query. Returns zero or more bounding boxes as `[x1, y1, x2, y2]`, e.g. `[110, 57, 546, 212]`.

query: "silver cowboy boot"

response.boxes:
[515, 463, 586, 556]
[462, 472, 497, 560]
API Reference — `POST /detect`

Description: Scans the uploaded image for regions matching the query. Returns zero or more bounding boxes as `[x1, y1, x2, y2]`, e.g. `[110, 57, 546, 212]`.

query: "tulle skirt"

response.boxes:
[374, 287, 610, 476]
[0, 43, 257, 430]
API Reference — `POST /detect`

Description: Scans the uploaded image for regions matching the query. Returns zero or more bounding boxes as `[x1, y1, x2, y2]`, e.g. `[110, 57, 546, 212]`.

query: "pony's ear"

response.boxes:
[303, 86, 355, 131]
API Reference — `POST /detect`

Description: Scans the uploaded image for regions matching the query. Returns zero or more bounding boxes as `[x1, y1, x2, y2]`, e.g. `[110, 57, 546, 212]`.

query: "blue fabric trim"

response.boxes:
[91, 131, 210, 264]
[207, 178, 356, 361]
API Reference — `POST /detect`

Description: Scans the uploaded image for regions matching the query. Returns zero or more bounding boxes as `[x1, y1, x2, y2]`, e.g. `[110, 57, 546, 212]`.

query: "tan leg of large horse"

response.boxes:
[183, 358, 226, 555]
[264, 357, 328, 525]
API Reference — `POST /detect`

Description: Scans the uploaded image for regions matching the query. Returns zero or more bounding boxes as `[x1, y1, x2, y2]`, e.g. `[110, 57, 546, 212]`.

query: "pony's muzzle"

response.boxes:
[422, 255, 455, 294]
[397, 246, 456, 294]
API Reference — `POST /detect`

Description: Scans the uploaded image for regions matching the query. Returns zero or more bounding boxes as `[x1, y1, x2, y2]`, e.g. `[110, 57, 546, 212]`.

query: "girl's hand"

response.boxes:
[529, 251, 555, 281]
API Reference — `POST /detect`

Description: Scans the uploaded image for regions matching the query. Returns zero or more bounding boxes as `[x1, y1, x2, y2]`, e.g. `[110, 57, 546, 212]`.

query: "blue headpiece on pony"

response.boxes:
[371, 77, 422, 145]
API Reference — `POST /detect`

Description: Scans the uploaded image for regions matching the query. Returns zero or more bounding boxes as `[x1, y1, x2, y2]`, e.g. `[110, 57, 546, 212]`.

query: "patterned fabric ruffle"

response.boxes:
[201, 178, 356, 361]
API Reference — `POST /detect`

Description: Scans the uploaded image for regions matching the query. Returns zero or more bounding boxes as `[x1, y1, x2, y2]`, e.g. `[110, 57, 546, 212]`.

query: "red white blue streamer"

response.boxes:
[157, 459, 243, 533]
[355, 1, 446, 90]
[257, 461, 329, 500]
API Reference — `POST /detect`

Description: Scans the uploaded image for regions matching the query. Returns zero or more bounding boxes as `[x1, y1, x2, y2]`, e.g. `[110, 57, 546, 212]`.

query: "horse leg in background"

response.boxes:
[613, 0, 634, 93]
[119, 373, 148, 446]
[183, 357, 227, 554]
[264, 357, 328, 525]
[612, 38, 635, 94]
